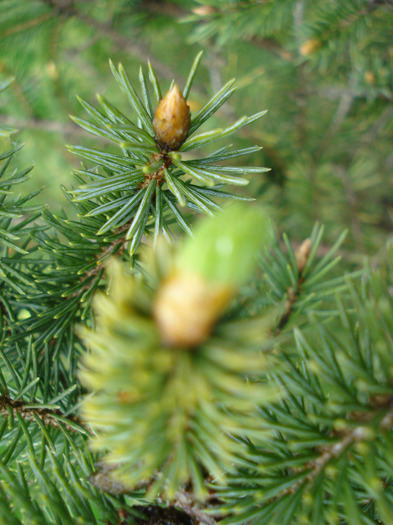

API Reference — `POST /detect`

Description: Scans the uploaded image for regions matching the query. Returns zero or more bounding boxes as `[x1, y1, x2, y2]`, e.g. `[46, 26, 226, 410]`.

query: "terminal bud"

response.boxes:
[300, 38, 322, 56]
[153, 85, 191, 151]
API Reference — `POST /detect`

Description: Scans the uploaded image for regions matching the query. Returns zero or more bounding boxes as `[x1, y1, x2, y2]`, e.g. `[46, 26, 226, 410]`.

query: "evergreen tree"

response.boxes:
[0, 1, 392, 523]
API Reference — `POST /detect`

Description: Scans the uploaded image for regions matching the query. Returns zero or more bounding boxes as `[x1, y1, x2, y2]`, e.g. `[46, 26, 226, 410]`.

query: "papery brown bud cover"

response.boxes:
[364, 71, 376, 86]
[300, 38, 322, 56]
[153, 272, 232, 348]
[153, 85, 191, 151]
[192, 6, 216, 16]
[295, 238, 311, 275]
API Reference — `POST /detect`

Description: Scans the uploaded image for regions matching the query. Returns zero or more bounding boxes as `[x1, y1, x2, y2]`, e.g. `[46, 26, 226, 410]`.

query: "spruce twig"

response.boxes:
[275, 238, 311, 333]
[0, 395, 90, 434]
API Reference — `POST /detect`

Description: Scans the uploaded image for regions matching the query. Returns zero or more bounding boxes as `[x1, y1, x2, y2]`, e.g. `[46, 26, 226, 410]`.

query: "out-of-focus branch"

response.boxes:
[136, 0, 188, 18]
[74, 11, 184, 84]
[1, 10, 56, 38]
[0, 116, 85, 136]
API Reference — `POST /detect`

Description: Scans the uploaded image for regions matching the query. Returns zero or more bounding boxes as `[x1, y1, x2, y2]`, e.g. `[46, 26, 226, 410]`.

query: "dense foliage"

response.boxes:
[0, 1, 392, 524]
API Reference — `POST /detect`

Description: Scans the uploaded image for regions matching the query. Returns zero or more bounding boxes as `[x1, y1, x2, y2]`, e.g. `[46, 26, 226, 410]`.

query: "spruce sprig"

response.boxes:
[256, 224, 352, 332]
[79, 205, 278, 502]
[68, 53, 268, 254]
[215, 244, 393, 524]
[0, 105, 42, 325]
[0, 78, 41, 264]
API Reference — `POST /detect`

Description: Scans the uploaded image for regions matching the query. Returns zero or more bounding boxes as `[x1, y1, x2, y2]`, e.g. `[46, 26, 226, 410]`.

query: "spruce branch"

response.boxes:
[0, 146, 41, 257]
[0, 430, 134, 525]
[69, 53, 268, 254]
[254, 395, 393, 507]
[250, 225, 351, 337]
[215, 245, 393, 524]
[12, 206, 132, 354]
[79, 205, 277, 503]
[0, 111, 43, 330]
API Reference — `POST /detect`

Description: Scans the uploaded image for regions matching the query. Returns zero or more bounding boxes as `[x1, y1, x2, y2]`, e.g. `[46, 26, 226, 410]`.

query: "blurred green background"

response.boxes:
[1, 0, 392, 259]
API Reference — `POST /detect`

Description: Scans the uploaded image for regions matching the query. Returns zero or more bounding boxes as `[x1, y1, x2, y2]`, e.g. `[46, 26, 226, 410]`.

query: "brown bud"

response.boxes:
[153, 85, 191, 151]
[46, 61, 58, 80]
[364, 71, 376, 86]
[295, 238, 311, 275]
[300, 39, 322, 56]
[153, 272, 232, 348]
[192, 6, 216, 16]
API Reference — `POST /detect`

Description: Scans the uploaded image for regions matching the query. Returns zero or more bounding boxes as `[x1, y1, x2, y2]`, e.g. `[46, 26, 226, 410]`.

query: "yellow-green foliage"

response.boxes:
[79, 205, 278, 501]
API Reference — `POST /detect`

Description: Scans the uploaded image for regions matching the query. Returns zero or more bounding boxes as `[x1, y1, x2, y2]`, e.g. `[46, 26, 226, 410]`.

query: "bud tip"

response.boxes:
[153, 84, 191, 151]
